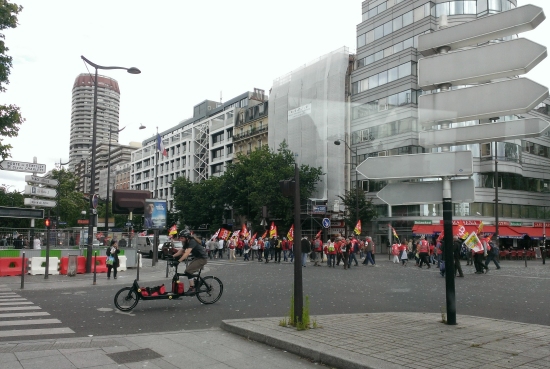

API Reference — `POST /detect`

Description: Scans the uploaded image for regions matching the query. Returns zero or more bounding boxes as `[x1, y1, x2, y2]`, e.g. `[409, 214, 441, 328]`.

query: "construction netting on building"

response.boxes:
[268, 46, 351, 206]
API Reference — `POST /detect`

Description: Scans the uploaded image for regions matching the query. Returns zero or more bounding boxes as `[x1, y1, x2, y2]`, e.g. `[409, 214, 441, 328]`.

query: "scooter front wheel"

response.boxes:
[114, 287, 139, 311]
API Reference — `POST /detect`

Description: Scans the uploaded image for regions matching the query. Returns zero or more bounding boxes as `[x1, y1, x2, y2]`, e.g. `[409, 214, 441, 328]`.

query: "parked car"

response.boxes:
[161, 240, 183, 259]
[136, 235, 170, 258]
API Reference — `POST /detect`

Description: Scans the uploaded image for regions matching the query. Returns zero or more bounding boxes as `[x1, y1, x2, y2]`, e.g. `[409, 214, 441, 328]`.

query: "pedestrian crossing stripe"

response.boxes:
[0, 288, 75, 338]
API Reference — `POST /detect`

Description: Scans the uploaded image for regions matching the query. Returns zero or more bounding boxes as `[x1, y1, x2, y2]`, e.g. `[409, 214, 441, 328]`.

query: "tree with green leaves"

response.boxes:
[337, 189, 377, 236]
[0, 187, 26, 227]
[50, 168, 87, 228]
[172, 142, 324, 233]
[0, 1, 24, 160]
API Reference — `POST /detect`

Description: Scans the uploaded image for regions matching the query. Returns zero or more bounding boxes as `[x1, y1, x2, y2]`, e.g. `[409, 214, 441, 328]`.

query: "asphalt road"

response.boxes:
[5, 257, 550, 342]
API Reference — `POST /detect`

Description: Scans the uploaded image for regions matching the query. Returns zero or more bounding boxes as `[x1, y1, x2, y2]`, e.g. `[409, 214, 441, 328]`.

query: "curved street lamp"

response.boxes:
[81, 55, 140, 273]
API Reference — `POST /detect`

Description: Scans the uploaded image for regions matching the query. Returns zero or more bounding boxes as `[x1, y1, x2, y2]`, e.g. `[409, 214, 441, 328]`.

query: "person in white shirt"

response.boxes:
[217, 238, 224, 259]
[33, 237, 41, 250]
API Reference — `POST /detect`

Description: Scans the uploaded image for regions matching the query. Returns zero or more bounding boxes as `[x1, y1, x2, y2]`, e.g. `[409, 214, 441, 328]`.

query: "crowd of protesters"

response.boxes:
[198, 232, 514, 278]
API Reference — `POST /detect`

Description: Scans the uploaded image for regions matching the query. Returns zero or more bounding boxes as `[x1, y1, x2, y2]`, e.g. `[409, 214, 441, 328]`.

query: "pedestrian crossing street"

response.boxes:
[0, 284, 74, 338]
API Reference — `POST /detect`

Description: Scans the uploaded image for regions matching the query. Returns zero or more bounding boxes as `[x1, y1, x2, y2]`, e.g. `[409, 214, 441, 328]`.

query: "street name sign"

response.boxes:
[0, 160, 46, 174]
[419, 78, 548, 126]
[0, 206, 44, 219]
[418, 38, 547, 90]
[24, 198, 56, 208]
[377, 179, 475, 205]
[25, 175, 58, 187]
[356, 151, 473, 181]
[419, 118, 550, 149]
[418, 5, 545, 56]
[24, 185, 57, 198]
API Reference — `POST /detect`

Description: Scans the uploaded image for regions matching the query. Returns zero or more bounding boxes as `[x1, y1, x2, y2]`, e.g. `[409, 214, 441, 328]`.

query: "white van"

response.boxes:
[135, 235, 170, 258]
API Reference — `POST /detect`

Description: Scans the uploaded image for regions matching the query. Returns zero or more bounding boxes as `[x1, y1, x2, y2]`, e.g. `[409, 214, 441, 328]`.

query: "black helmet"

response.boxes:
[179, 230, 191, 239]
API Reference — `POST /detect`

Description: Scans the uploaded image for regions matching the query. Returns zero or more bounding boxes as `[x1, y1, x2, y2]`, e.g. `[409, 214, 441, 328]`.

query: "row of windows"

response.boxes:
[433, 1, 477, 17]
[375, 202, 550, 219]
[351, 117, 419, 144]
[522, 141, 550, 160]
[362, 0, 408, 22]
[479, 0, 516, 16]
[357, 32, 427, 69]
[352, 89, 421, 121]
[352, 61, 417, 95]
[357, 2, 432, 48]
[477, 172, 550, 193]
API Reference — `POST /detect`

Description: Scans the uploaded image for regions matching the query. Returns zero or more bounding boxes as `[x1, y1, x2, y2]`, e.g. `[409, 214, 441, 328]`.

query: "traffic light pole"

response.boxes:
[293, 163, 303, 325]
[45, 212, 50, 280]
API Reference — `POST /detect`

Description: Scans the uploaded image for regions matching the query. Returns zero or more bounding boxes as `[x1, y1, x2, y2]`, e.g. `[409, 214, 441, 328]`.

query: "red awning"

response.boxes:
[509, 227, 544, 240]
[478, 225, 525, 239]
[411, 225, 438, 235]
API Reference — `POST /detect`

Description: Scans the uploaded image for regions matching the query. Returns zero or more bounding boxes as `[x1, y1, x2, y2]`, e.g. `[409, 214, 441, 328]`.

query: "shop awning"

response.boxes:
[509, 227, 544, 240]
[411, 225, 438, 236]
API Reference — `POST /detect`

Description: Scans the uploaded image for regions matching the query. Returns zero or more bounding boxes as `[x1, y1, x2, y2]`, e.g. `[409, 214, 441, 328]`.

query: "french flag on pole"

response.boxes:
[156, 133, 168, 157]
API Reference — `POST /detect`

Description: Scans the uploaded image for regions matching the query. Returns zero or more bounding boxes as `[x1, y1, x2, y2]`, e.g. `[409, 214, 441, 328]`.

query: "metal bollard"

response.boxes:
[137, 251, 140, 281]
[166, 258, 169, 278]
[93, 251, 97, 285]
[524, 250, 527, 267]
[20, 252, 25, 290]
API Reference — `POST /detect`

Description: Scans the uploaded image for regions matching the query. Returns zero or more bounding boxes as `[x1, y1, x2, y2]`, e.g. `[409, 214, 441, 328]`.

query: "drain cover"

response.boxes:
[107, 348, 163, 364]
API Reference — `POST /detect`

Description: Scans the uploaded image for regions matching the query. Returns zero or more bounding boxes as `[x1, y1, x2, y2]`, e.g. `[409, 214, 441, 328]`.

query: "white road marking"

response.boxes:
[0, 319, 62, 327]
[0, 327, 74, 337]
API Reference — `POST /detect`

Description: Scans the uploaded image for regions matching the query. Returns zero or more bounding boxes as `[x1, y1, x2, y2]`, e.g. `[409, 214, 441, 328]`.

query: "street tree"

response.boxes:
[337, 189, 377, 236]
[50, 169, 87, 228]
[0, 1, 24, 160]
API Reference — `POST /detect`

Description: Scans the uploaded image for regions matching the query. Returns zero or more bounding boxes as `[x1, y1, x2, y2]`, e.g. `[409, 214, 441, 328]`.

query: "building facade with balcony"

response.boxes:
[232, 89, 268, 161]
[352, 0, 550, 249]
[130, 90, 265, 210]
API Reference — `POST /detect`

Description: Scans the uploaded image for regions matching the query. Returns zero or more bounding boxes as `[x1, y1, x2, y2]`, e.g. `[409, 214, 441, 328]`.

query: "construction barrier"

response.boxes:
[0, 257, 28, 276]
[94, 255, 108, 273]
[28, 257, 60, 275]
[59, 256, 86, 275]
[118, 255, 127, 271]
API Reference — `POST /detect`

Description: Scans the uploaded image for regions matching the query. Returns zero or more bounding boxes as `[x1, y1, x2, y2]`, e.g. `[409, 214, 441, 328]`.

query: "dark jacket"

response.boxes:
[106, 247, 121, 268]
[301, 238, 311, 253]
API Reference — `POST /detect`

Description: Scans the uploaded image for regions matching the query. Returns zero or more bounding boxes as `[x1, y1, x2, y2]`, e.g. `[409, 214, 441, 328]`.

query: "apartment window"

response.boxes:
[481, 143, 492, 157]
[227, 145, 233, 154]
[212, 163, 223, 173]
[212, 132, 224, 144]
[212, 147, 223, 159]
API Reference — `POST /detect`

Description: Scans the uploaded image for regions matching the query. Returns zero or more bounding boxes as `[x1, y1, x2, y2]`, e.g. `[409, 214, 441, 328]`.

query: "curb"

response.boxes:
[220, 319, 401, 369]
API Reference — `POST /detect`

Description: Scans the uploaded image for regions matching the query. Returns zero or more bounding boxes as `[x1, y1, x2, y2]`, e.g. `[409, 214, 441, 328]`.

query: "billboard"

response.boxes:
[144, 199, 167, 229]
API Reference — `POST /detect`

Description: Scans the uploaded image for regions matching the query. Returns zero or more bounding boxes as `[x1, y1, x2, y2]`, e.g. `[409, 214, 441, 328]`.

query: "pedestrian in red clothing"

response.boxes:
[282, 238, 289, 262]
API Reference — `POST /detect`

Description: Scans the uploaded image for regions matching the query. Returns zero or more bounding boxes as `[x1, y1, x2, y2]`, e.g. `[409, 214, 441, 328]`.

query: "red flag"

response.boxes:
[231, 230, 241, 239]
[168, 225, 178, 236]
[218, 229, 229, 240]
[455, 220, 469, 238]
[287, 225, 294, 241]
[354, 220, 361, 235]
[241, 224, 249, 238]
[269, 222, 278, 238]
[250, 232, 257, 241]
[210, 229, 220, 241]
[261, 230, 268, 239]
[315, 229, 322, 239]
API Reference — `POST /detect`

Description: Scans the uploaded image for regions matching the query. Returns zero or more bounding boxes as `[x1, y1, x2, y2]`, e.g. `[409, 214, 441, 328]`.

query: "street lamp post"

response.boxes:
[81, 55, 140, 273]
[334, 139, 359, 236]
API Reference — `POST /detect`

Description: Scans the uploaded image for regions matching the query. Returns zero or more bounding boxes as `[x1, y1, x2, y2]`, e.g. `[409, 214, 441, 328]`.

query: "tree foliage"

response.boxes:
[0, 1, 24, 160]
[172, 142, 324, 232]
[337, 189, 377, 235]
[50, 168, 87, 228]
[0, 187, 26, 227]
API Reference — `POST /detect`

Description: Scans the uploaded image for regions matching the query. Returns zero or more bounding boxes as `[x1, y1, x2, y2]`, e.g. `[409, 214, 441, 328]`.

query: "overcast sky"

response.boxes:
[1, 0, 549, 193]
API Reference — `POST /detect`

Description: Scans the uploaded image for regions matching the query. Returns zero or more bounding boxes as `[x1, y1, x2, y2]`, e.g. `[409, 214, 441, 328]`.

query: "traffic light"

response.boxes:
[44, 218, 51, 228]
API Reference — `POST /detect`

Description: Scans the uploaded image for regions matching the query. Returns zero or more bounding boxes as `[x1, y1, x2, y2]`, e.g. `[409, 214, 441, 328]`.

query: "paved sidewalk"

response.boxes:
[222, 313, 550, 369]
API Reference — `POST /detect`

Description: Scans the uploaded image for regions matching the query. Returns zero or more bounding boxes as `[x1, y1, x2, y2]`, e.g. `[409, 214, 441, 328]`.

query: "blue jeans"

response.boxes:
[301, 253, 308, 266]
[363, 251, 375, 265]
[283, 250, 288, 261]
[289, 250, 294, 262]
[348, 253, 358, 267]
[328, 254, 335, 267]
[485, 253, 500, 269]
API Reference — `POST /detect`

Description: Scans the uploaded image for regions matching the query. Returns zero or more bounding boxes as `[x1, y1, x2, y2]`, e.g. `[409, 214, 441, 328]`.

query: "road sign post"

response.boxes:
[415, 4, 548, 326]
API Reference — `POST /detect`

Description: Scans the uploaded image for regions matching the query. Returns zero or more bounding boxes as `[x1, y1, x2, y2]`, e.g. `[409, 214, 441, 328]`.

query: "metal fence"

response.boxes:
[0, 227, 135, 249]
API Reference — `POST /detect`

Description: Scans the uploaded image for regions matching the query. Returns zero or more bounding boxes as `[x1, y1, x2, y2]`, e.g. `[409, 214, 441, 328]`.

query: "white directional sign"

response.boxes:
[25, 175, 58, 187]
[24, 198, 56, 208]
[24, 185, 57, 198]
[0, 160, 46, 173]
[356, 151, 473, 181]
[377, 179, 475, 205]
[419, 78, 548, 127]
[418, 5, 545, 56]
[419, 118, 550, 149]
[418, 38, 547, 91]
